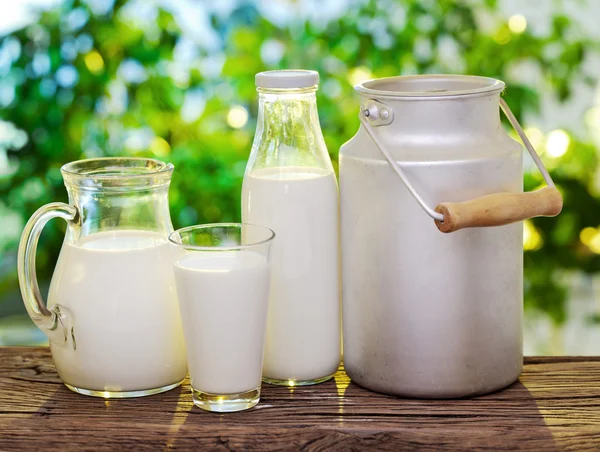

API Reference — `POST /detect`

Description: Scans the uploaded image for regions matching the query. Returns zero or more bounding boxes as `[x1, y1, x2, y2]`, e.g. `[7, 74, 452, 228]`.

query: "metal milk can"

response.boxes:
[339, 75, 562, 398]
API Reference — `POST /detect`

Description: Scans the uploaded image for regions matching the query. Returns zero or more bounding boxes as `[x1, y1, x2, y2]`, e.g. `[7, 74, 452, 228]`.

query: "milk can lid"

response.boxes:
[255, 70, 319, 89]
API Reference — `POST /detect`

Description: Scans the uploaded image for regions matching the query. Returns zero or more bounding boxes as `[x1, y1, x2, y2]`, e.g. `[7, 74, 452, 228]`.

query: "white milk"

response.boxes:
[242, 166, 340, 382]
[173, 251, 270, 395]
[48, 230, 188, 393]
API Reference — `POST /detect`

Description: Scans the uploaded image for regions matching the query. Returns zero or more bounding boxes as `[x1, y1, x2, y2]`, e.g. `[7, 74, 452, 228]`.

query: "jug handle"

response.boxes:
[17, 202, 79, 346]
[359, 98, 563, 233]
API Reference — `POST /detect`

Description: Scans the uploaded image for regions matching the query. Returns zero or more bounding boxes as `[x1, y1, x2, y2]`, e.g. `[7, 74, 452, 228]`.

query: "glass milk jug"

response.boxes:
[340, 75, 562, 398]
[18, 158, 187, 398]
[242, 70, 341, 386]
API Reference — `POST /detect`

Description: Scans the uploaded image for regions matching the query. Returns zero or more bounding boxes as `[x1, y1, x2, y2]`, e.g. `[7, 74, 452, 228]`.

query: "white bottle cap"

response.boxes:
[255, 70, 319, 89]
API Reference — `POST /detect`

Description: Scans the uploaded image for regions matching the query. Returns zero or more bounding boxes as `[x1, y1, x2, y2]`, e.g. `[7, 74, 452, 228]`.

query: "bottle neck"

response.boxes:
[248, 88, 332, 172]
[256, 88, 321, 140]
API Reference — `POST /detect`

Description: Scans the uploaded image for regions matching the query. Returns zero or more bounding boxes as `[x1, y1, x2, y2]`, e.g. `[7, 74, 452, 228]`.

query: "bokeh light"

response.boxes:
[150, 136, 170, 157]
[508, 15, 527, 34]
[227, 106, 248, 129]
[580, 227, 597, 246]
[523, 220, 543, 251]
[524, 127, 545, 153]
[585, 106, 600, 129]
[493, 27, 511, 45]
[545, 129, 570, 158]
[347, 66, 373, 86]
[584, 228, 600, 254]
[84, 50, 104, 74]
[55, 65, 79, 88]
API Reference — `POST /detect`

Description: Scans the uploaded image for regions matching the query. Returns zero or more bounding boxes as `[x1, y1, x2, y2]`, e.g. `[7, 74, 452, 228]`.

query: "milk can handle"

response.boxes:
[359, 98, 563, 233]
[17, 202, 78, 345]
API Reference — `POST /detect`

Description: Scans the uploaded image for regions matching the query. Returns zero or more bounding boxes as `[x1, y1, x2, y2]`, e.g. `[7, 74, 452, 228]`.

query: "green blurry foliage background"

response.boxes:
[1, 0, 599, 338]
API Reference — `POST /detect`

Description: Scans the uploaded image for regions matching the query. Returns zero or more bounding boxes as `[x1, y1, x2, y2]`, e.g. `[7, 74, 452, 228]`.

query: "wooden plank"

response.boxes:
[0, 347, 599, 451]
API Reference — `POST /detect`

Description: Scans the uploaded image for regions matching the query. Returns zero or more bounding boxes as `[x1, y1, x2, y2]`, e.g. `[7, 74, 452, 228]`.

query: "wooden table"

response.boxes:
[1, 348, 599, 451]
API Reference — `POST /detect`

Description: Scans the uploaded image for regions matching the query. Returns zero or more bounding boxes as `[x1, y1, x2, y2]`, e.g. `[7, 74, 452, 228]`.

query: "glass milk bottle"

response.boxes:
[242, 70, 340, 386]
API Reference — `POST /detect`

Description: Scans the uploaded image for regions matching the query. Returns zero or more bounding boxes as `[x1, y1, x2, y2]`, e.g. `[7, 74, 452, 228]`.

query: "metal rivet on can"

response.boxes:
[367, 106, 379, 120]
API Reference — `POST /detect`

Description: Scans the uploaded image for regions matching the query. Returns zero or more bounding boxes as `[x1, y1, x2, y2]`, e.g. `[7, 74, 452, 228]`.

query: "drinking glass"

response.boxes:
[169, 223, 274, 412]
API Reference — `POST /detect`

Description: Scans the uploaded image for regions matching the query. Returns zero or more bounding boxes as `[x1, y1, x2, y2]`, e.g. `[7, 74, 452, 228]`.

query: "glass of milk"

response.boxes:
[169, 223, 275, 413]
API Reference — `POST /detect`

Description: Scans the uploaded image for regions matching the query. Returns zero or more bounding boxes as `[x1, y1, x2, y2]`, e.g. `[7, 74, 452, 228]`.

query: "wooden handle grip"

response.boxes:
[434, 187, 563, 233]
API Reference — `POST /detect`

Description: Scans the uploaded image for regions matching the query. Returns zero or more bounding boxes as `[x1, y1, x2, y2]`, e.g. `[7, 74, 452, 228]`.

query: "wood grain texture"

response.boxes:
[0, 348, 599, 451]
[434, 187, 563, 233]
